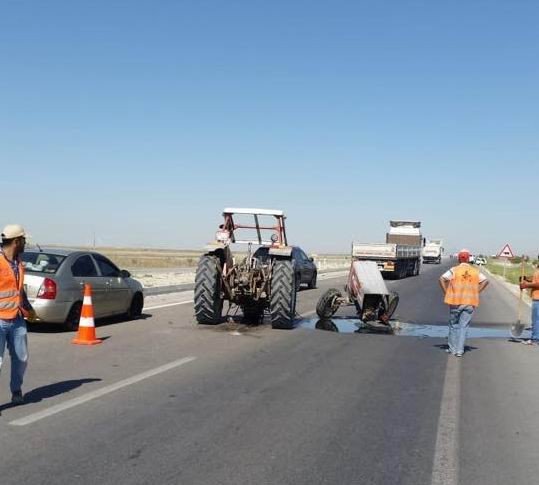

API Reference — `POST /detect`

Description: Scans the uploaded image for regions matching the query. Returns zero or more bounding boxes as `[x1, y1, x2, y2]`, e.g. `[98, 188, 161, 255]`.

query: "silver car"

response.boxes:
[22, 248, 144, 331]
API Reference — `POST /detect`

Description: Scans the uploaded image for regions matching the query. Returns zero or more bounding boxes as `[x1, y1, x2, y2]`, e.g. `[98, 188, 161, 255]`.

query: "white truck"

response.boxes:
[352, 221, 424, 279]
[422, 239, 443, 264]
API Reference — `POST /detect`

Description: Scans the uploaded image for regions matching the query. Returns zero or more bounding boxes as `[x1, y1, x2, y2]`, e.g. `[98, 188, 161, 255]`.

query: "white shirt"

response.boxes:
[441, 264, 487, 283]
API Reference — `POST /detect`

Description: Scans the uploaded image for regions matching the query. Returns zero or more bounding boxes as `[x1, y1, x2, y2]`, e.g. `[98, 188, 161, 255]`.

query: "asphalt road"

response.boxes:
[0, 260, 537, 484]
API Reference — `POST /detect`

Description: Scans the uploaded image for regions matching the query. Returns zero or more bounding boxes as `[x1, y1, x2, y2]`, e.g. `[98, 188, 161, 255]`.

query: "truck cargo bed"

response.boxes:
[352, 243, 422, 260]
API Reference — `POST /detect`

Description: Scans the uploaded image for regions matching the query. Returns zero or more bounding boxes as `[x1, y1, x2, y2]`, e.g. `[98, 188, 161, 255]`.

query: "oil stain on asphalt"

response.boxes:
[298, 318, 529, 339]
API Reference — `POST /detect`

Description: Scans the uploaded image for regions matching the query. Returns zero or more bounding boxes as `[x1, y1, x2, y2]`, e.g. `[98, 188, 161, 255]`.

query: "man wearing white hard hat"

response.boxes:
[439, 249, 489, 357]
[0, 224, 34, 405]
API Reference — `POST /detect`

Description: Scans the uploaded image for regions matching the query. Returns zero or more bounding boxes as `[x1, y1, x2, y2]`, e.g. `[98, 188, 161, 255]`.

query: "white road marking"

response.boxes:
[10, 356, 197, 426]
[144, 300, 194, 310]
[431, 357, 461, 485]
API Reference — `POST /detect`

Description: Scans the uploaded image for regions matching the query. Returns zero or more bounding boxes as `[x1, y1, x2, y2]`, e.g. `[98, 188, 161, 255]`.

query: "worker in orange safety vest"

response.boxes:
[0, 224, 34, 405]
[439, 249, 489, 357]
[520, 260, 539, 345]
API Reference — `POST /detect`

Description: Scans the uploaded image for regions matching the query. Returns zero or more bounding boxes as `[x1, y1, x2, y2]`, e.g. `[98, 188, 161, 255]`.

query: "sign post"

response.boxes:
[497, 244, 515, 279]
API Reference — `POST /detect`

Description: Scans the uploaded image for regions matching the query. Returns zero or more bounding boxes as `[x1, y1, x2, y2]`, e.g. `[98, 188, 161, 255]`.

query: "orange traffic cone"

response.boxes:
[72, 284, 102, 345]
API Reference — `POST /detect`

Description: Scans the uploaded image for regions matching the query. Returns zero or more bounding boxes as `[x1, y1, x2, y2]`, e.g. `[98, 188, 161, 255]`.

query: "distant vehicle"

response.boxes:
[475, 257, 487, 266]
[352, 220, 423, 279]
[422, 239, 443, 264]
[469, 255, 476, 264]
[22, 248, 144, 331]
[253, 246, 317, 289]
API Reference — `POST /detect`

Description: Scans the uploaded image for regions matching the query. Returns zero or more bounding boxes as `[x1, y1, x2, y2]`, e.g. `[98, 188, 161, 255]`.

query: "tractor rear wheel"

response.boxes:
[194, 255, 223, 324]
[270, 260, 297, 329]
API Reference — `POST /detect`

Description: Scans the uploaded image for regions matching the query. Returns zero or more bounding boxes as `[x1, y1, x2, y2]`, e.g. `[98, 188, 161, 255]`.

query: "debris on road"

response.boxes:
[316, 260, 399, 329]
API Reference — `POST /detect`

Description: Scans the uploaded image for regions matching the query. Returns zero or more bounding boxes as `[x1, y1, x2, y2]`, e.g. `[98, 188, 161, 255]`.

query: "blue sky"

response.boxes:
[1, 1, 538, 255]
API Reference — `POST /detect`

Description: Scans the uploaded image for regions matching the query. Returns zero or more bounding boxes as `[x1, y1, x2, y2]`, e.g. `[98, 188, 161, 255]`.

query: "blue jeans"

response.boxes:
[448, 305, 475, 355]
[0, 315, 28, 393]
[532, 300, 539, 341]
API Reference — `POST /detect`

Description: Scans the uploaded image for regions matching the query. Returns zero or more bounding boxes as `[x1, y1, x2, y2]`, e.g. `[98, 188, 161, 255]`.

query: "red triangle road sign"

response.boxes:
[497, 243, 514, 258]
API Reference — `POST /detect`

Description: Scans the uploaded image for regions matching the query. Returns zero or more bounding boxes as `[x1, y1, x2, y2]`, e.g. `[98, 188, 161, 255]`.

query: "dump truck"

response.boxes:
[352, 220, 424, 279]
[422, 239, 443, 264]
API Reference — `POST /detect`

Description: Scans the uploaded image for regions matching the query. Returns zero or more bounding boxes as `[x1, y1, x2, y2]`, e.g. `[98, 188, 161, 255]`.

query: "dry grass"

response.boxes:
[41, 244, 349, 270]
[101, 249, 203, 269]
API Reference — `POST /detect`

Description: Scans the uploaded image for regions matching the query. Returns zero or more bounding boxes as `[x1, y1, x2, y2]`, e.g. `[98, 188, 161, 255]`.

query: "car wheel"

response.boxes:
[127, 292, 144, 320]
[308, 271, 317, 289]
[64, 301, 82, 332]
[295, 272, 302, 292]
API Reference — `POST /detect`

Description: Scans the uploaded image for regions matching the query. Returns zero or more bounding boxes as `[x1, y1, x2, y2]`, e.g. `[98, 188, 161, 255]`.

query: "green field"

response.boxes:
[485, 259, 536, 285]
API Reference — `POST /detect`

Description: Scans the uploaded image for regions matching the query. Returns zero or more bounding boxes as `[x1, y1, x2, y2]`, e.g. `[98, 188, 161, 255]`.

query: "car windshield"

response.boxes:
[21, 252, 66, 274]
[253, 247, 272, 261]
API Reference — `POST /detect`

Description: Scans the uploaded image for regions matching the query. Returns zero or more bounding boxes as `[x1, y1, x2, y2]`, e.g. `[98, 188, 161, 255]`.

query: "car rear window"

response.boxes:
[21, 252, 66, 274]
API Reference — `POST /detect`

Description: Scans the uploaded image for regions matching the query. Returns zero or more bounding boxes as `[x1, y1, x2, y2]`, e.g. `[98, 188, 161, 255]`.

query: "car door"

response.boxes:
[70, 254, 109, 318]
[292, 248, 307, 284]
[92, 253, 131, 315]
[298, 249, 314, 283]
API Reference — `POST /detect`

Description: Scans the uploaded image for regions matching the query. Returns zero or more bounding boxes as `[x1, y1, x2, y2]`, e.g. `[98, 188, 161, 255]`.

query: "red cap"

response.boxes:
[458, 249, 470, 263]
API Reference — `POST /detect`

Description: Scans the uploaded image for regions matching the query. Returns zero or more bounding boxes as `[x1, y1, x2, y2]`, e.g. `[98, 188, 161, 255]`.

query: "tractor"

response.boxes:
[194, 208, 298, 329]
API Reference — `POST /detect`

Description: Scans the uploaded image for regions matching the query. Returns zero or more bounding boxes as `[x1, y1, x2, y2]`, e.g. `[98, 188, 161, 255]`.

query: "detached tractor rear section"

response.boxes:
[194, 208, 298, 329]
[316, 260, 399, 329]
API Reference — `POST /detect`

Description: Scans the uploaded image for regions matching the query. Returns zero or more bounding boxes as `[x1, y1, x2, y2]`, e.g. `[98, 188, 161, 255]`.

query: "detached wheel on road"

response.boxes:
[64, 301, 82, 332]
[194, 255, 223, 325]
[383, 291, 400, 320]
[316, 288, 342, 319]
[308, 271, 318, 289]
[127, 292, 144, 320]
[270, 260, 297, 329]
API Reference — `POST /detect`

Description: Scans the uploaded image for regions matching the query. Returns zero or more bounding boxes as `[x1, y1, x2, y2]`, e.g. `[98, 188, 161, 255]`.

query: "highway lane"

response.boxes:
[0, 261, 537, 484]
[387, 259, 525, 327]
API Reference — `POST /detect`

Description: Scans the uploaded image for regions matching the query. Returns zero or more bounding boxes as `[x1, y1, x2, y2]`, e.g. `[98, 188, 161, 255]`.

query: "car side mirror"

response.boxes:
[309, 257, 314, 262]
[119, 269, 131, 278]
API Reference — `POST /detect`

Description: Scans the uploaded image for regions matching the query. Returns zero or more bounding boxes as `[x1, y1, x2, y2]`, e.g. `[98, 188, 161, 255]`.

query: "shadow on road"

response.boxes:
[433, 344, 479, 353]
[28, 313, 152, 334]
[0, 378, 102, 412]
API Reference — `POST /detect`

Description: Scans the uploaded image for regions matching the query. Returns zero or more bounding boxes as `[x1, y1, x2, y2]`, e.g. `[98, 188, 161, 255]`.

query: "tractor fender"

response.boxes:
[205, 241, 227, 251]
[269, 246, 293, 257]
